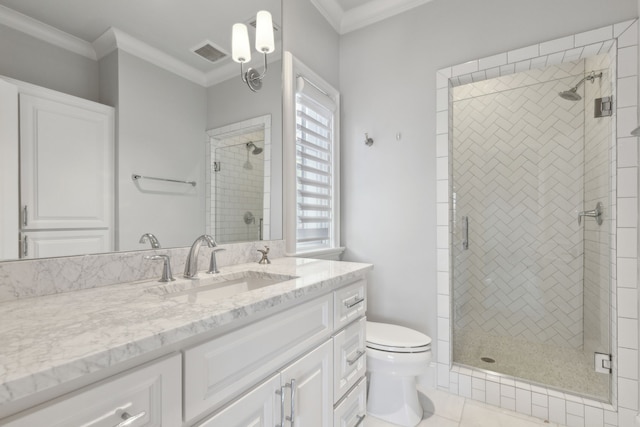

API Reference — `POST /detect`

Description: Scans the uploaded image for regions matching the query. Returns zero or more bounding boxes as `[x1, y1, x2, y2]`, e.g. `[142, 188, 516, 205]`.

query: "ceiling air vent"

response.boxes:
[192, 41, 227, 63]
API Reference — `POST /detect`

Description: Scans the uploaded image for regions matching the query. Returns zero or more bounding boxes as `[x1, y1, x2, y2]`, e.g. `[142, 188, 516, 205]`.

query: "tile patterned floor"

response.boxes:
[365, 386, 568, 427]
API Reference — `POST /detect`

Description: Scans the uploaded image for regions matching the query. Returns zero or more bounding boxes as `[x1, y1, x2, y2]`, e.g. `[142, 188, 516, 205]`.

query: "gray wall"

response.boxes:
[117, 51, 207, 250]
[283, 0, 340, 89]
[338, 0, 637, 368]
[0, 23, 98, 101]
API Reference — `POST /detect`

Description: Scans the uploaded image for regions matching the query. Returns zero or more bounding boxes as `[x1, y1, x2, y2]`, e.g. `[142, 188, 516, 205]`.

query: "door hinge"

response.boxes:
[594, 352, 611, 374]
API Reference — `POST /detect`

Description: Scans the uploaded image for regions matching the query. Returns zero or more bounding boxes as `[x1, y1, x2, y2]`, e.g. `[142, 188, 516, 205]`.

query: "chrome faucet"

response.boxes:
[139, 233, 161, 248]
[184, 235, 216, 278]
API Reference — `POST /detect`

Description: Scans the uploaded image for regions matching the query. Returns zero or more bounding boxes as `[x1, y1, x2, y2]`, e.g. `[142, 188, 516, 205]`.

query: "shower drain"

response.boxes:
[481, 357, 496, 363]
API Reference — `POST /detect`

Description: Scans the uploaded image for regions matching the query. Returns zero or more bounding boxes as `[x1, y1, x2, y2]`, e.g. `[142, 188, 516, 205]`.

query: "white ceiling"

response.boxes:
[312, 0, 434, 34]
[0, 0, 280, 86]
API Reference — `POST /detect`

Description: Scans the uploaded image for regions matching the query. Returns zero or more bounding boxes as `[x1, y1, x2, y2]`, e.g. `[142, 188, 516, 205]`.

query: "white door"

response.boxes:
[0, 79, 19, 260]
[19, 92, 114, 230]
[281, 339, 333, 427]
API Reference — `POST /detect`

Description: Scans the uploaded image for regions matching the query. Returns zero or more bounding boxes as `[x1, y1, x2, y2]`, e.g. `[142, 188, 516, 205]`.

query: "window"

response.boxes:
[284, 53, 341, 257]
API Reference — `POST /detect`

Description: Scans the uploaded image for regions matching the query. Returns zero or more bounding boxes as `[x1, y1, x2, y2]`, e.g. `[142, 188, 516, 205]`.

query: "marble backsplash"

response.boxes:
[0, 240, 285, 303]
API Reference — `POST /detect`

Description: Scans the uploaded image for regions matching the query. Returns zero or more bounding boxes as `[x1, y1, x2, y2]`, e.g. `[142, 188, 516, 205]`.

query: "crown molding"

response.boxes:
[312, 0, 433, 34]
[0, 5, 96, 60]
[309, 0, 343, 34]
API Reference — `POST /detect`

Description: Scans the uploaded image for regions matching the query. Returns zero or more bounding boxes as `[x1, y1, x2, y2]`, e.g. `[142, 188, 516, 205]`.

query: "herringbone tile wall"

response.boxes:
[451, 60, 601, 349]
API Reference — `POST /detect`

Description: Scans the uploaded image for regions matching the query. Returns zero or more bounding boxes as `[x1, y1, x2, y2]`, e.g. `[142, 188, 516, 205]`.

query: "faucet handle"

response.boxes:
[257, 246, 270, 264]
[144, 255, 175, 282]
[207, 248, 226, 274]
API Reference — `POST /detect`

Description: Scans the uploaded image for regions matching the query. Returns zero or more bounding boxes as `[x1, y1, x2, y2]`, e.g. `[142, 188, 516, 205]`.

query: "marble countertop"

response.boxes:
[0, 257, 372, 406]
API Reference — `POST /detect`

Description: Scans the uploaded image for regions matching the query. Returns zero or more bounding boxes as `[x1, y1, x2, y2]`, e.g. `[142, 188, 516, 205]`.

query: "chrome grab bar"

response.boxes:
[461, 216, 469, 250]
[132, 173, 196, 187]
[578, 202, 603, 225]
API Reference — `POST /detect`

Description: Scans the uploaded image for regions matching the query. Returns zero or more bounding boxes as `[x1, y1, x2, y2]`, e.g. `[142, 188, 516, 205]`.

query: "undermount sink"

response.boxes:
[144, 271, 298, 303]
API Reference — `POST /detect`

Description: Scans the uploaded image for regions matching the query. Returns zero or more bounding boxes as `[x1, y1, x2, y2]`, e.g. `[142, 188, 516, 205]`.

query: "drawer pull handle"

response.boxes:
[276, 385, 286, 427]
[344, 296, 364, 309]
[286, 379, 297, 427]
[115, 411, 146, 427]
[354, 414, 366, 427]
[347, 349, 366, 366]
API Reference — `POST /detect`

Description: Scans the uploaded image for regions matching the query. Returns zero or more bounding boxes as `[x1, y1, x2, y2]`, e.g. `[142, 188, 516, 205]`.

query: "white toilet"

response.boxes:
[366, 321, 432, 427]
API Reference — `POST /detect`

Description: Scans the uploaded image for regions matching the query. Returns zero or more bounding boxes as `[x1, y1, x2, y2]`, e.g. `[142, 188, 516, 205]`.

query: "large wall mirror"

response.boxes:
[0, 0, 283, 261]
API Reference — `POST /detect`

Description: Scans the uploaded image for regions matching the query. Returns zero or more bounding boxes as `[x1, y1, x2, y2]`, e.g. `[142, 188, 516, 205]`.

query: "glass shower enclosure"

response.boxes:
[451, 53, 613, 401]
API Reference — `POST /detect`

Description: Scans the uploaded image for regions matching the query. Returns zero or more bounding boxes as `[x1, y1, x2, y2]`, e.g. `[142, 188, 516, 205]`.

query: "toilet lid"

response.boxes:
[366, 321, 432, 353]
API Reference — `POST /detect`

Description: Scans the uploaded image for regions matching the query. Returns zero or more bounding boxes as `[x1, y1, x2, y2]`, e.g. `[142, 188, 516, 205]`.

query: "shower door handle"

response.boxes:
[461, 216, 469, 250]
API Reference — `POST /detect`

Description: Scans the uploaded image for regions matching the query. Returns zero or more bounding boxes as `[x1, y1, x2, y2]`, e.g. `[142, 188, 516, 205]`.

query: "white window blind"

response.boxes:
[295, 77, 336, 252]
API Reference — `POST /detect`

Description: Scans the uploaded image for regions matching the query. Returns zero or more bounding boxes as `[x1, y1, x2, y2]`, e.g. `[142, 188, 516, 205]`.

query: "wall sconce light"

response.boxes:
[232, 11, 275, 92]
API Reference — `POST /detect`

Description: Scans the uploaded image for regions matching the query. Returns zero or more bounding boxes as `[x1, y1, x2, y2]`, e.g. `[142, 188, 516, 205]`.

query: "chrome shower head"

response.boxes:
[246, 141, 263, 155]
[558, 71, 603, 102]
[559, 88, 582, 101]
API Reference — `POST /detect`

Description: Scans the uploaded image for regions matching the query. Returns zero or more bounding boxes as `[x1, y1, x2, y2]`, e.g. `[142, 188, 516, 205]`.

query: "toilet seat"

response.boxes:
[366, 321, 431, 353]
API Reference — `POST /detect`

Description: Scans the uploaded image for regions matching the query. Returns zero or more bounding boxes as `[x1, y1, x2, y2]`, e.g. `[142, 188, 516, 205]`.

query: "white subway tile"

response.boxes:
[500, 396, 516, 411]
[617, 20, 638, 48]
[486, 381, 500, 406]
[515, 388, 532, 416]
[549, 396, 567, 425]
[437, 294, 450, 318]
[618, 378, 639, 410]
[508, 44, 539, 63]
[618, 137, 638, 168]
[614, 19, 637, 38]
[617, 107, 639, 138]
[540, 36, 575, 55]
[437, 317, 450, 340]
[618, 258, 638, 288]
[618, 288, 638, 318]
[501, 384, 515, 398]
[584, 405, 604, 427]
[575, 26, 613, 46]
[436, 111, 448, 134]
[437, 87, 448, 112]
[452, 61, 478, 77]
[532, 392, 547, 407]
[566, 414, 585, 427]
[617, 227, 638, 258]
[479, 53, 508, 70]
[619, 317, 639, 349]
[618, 167, 638, 198]
[532, 404, 548, 421]
[618, 46, 639, 78]
[437, 363, 450, 388]
[618, 347, 639, 380]
[436, 134, 448, 158]
[459, 374, 472, 397]
[617, 76, 638, 108]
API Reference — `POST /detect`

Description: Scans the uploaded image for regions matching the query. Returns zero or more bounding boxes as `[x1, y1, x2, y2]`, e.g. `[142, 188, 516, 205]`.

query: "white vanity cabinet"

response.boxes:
[3, 354, 182, 427]
[189, 278, 367, 427]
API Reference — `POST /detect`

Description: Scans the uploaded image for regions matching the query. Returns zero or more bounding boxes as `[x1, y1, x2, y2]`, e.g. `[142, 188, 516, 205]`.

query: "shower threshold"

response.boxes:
[453, 330, 609, 401]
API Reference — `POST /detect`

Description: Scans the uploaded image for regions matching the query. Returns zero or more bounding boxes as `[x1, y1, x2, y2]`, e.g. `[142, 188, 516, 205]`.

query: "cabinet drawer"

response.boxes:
[4, 354, 181, 427]
[334, 280, 366, 330]
[184, 294, 333, 422]
[333, 317, 366, 403]
[333, 378, 366, 427]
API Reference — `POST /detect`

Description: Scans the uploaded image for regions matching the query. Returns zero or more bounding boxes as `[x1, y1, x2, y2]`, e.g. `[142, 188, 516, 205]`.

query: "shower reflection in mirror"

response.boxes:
[206, 115, 271, 244]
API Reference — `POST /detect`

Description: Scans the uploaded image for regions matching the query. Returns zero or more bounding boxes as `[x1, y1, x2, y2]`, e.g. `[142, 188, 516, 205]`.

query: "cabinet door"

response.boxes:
[21, 229, 111, 258]
[196, 373, 281, 427]
[333, 317, 366, 403]
[19, 93, 114, 230]
[4, 354, 181, 427]
[280, 339, 333, 427]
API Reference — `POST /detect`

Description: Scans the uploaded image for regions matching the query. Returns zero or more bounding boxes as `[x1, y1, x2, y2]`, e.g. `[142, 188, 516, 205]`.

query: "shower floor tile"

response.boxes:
[453, 330, 609, 400]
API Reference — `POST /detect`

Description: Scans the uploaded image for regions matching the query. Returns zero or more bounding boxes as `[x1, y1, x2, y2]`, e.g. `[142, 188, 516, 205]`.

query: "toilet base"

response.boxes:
[367, 371, 423, 427]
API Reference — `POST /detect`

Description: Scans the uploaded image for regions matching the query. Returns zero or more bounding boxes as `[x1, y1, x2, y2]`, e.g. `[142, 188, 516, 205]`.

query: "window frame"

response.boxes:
[283, 52, 342, 258]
